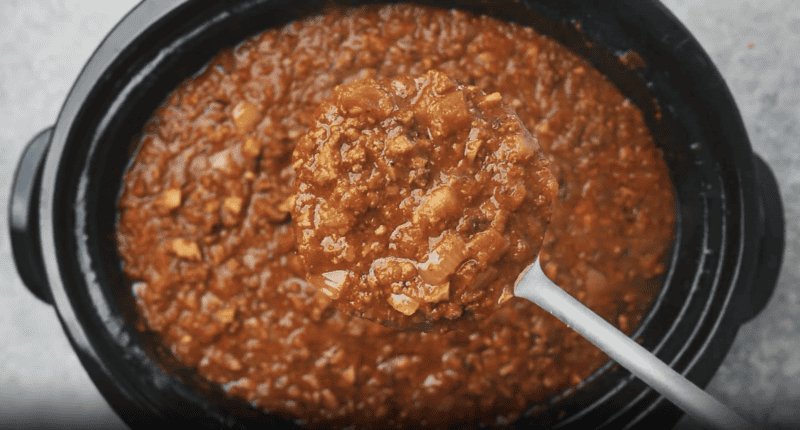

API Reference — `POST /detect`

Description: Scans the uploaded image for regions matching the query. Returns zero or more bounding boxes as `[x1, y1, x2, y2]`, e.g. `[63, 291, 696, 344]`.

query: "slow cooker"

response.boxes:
[9, 0, 785, 428]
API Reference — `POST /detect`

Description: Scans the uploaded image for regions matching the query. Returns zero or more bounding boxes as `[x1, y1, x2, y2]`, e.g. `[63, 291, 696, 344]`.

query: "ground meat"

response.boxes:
[116, 4, 676, 429]
[292, 70, 557, 329]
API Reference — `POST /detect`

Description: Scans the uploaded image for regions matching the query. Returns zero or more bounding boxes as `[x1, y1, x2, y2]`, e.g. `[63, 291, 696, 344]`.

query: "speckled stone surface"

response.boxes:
[0, 1, 797, 429]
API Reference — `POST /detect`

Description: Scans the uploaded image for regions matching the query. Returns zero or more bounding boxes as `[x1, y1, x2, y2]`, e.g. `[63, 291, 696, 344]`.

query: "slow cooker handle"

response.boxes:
[742, 153, 784, 322]
[9, 127, 54, 305]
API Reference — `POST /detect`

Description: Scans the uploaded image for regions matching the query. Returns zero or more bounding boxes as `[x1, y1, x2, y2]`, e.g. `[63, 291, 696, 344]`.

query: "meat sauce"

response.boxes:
[292, 69, 557, 329]
[116, 4, 676, 428]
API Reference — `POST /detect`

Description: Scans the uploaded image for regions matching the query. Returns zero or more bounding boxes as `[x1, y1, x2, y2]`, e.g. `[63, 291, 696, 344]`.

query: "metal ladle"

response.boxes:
[515, 257, 755, 430]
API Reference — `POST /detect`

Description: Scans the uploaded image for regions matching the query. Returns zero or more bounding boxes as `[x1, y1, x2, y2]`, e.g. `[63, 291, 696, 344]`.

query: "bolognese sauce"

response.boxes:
[116, 4, 675, 428]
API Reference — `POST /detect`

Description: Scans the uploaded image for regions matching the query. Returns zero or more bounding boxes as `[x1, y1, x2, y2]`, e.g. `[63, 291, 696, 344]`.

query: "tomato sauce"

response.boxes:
[116, 4, 675, 428]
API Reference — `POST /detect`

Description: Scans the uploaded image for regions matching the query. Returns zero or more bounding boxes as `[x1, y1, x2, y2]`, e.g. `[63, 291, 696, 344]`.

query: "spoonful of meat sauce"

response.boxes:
[291, 69, 558, 331]
[291, 69, 754, 430]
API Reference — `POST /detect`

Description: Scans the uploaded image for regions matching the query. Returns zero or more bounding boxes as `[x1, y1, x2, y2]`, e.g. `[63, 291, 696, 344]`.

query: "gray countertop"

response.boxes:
[1, 1, 797, 429]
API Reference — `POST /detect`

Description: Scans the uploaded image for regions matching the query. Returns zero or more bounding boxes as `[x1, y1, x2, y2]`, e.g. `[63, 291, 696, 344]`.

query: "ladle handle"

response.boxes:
[515, 260, 755, 430]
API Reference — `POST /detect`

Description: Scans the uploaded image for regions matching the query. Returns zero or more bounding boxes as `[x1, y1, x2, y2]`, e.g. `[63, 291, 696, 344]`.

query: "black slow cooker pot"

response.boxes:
[9, 0, 785, 428]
